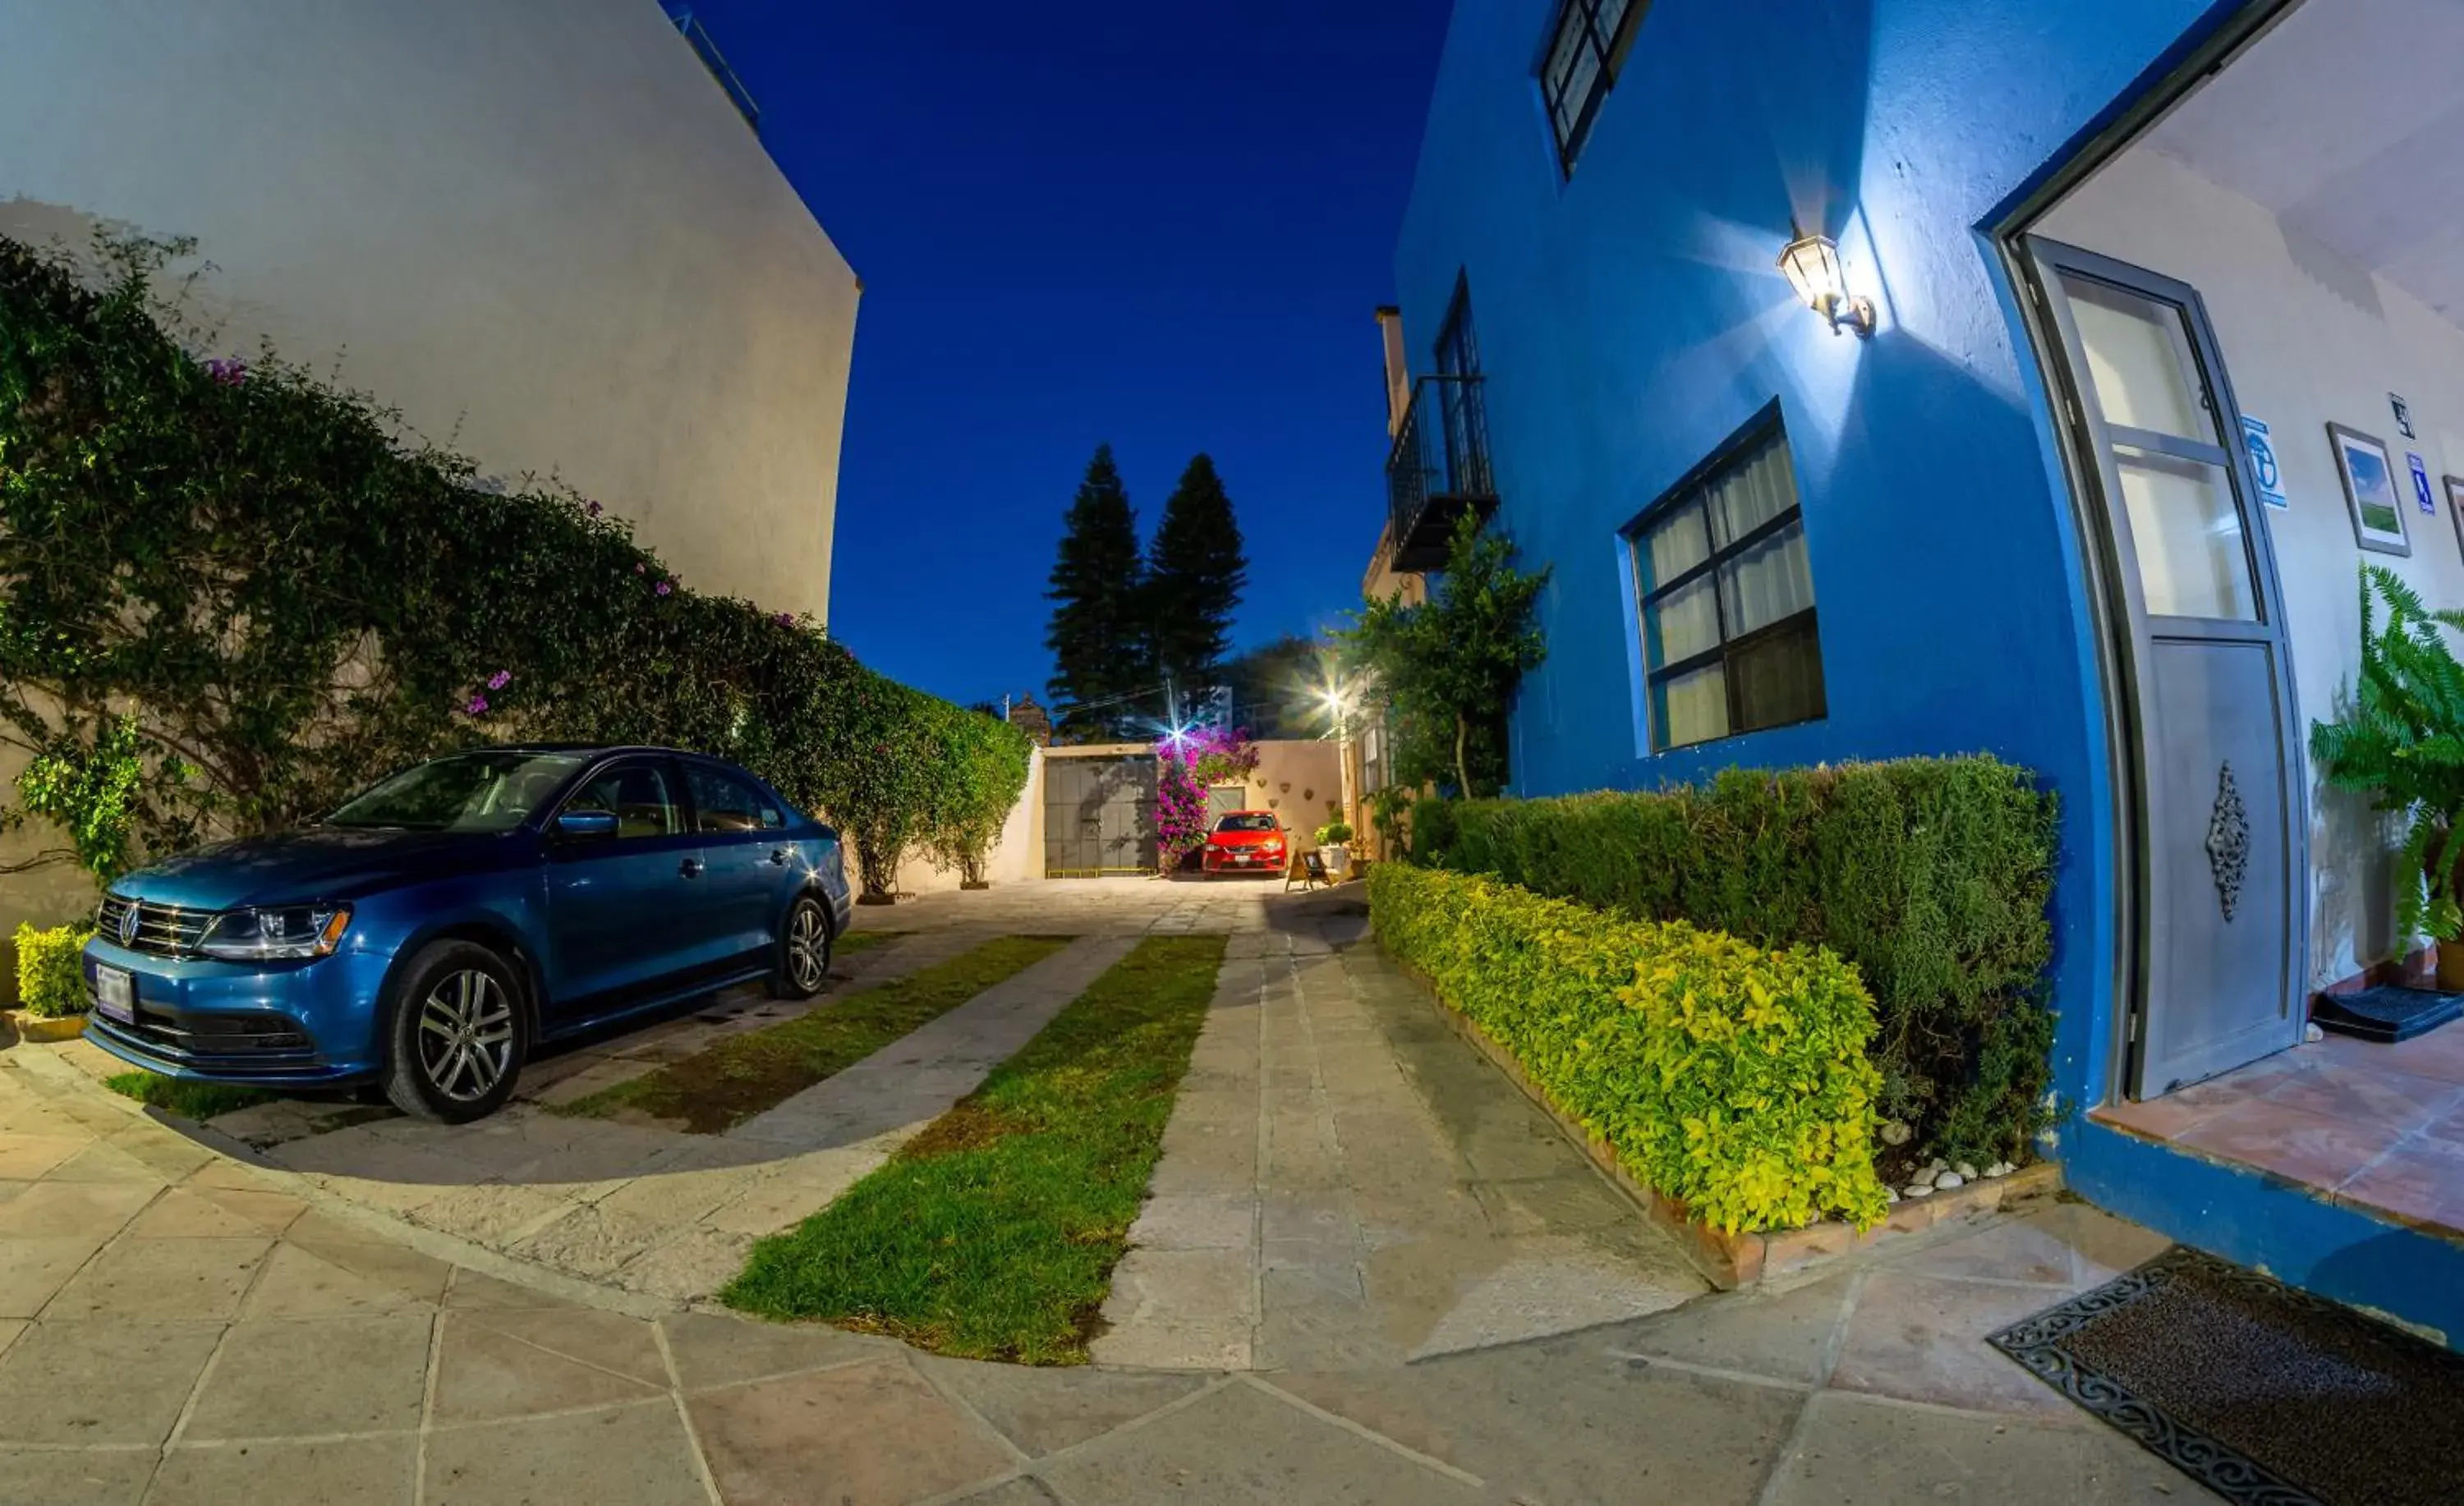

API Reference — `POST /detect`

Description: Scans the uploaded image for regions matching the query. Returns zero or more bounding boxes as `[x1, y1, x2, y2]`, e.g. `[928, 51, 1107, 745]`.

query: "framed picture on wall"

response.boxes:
[2448, 475, 2464, 565]
[2328, 424, 2411, 556]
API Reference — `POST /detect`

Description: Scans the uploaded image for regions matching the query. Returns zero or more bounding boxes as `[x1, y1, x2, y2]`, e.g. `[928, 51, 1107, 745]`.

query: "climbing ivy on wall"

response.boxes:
[0, 233, 1027, 893]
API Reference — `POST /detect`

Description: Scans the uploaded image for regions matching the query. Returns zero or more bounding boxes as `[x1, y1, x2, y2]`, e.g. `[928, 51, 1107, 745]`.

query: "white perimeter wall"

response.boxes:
[0, 0, 857, 627]
[2041, 144, 2464, 987]
[887, 750, 1048, 897]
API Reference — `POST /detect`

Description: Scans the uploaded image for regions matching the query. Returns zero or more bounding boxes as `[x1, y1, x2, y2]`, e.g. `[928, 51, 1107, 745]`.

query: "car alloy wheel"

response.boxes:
[415, 968, 516, 1103]
[786, 900, 828, 993]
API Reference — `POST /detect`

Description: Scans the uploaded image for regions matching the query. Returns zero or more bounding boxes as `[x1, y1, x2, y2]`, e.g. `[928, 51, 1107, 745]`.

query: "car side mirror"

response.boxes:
[556, 810, 619, 840]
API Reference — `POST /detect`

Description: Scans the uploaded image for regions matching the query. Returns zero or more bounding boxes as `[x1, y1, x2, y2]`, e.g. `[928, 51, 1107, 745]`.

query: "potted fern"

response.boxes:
[2310, 566, 2464, 987]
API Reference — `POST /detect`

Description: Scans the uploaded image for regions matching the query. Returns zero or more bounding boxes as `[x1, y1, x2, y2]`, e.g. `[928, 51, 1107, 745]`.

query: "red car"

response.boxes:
[1202, 810, 1287, 876]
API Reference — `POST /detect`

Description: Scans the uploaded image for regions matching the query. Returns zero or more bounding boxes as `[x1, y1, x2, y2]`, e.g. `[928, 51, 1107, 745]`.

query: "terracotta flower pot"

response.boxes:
[2438, 939, 2464, 993]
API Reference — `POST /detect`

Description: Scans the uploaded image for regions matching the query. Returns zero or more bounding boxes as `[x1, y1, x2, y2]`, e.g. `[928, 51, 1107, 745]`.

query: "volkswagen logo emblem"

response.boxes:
[117, 902, 142, 948]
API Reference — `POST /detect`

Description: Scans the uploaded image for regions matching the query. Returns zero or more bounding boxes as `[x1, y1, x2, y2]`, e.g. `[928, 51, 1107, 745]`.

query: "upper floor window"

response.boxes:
[1630, 419, 1826, 751]
[1541, 0, 1648, 172]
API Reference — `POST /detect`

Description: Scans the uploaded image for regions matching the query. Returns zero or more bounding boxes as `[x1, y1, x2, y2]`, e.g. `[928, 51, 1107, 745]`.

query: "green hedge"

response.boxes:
[0, 234, 1027, 893]
[1370, 863, 1887, 1233]
[1409, 756, 2056, 1167]
[12, 922, 91, 1018]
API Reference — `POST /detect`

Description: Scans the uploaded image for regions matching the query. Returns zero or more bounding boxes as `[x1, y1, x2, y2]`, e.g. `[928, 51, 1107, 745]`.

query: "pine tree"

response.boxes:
[1044, 444, 1152, 740]
[1145, 453, 1248, 698]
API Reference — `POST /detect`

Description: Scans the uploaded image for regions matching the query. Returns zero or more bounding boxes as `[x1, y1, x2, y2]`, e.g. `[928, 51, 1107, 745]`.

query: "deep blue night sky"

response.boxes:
[678, 2, 1450, 707]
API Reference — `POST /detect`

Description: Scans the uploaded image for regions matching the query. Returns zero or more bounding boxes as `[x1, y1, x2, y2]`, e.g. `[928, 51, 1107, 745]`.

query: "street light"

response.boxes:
[1320, 673, 1358, 846]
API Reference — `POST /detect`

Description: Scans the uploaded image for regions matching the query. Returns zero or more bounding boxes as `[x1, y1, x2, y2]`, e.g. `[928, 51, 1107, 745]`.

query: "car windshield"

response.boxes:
[1214, 814, 1279, 833]
[324, 751, 584, 833]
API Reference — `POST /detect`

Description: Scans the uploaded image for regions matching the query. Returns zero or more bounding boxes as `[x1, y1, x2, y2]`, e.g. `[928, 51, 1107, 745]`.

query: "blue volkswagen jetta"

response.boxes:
[80, 745, 853, 1123]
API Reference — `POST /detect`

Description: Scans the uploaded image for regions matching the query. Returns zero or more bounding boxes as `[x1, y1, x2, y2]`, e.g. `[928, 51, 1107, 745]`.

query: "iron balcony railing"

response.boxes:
[664, 5, 761, 134]
[1386, 374, 1497, 572]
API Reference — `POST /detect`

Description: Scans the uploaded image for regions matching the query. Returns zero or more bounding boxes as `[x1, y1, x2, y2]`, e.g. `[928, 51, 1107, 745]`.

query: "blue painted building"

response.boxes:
[1379, 0, 2464, 1340]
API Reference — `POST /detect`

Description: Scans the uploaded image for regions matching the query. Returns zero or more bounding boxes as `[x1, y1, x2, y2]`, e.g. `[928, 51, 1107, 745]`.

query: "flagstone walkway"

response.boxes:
[0, 879, 2209, 1503]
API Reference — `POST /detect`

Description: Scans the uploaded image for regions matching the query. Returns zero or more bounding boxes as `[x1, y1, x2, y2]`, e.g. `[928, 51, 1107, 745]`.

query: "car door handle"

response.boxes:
[678, 857, 704, 879]
[769, 847, 792, 865]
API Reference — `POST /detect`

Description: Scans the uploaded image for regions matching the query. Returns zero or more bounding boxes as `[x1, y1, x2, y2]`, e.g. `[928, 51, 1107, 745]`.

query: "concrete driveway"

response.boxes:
[0, 879, 2202, 1504]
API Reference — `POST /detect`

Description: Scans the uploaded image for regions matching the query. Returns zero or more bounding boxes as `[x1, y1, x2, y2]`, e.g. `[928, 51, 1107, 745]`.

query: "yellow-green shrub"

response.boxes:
[13, 922, 93, 1018]
[1408, 756, 2056, 1167]
[1371, 862, 1888, 1233]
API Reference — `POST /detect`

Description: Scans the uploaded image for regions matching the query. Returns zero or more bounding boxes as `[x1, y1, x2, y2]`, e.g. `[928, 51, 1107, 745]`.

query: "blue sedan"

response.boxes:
[80, 745, 853, 1123]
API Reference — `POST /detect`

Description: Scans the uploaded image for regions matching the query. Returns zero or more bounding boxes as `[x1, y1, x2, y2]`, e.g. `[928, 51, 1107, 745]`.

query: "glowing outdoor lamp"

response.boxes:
[1777, 227, 1875, 337]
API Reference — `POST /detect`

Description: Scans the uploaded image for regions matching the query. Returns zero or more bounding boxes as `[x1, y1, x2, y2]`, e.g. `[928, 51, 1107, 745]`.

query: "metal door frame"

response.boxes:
[2018, 237, 2310, 1097]
[1985, 0, 2305, 1105]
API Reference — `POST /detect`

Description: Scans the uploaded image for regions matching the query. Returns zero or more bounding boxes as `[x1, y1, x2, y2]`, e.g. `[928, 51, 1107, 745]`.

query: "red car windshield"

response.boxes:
[1213, 814, 1279, 833]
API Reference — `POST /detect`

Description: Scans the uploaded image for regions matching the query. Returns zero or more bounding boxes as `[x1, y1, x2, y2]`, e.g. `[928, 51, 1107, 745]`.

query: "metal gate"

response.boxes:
[1042, 755, 1159, 877]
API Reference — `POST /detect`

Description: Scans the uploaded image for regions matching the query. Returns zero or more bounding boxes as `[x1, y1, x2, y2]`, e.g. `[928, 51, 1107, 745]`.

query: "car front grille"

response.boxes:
[95, 894, 216, 957]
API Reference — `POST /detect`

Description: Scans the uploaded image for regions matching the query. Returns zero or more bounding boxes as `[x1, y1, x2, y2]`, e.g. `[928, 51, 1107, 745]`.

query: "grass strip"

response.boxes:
[720, 933, 1228, 1364]
[833, 929, 905, 958]
[103, 1071, 280, 1122]
[556, 934, 1070, 1133]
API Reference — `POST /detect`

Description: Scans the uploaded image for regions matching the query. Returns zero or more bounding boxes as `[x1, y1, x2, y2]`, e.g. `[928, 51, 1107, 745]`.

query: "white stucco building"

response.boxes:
[0, 0, 859, 939]
[0, 0, 857, 626]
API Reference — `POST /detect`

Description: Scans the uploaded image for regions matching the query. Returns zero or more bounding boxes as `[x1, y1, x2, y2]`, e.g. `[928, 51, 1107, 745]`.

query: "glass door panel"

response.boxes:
[2112, 447, 2257, 622]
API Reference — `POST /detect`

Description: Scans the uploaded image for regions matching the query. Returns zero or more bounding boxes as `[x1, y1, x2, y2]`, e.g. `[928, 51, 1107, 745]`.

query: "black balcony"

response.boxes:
[1386, 375, 1496, 572]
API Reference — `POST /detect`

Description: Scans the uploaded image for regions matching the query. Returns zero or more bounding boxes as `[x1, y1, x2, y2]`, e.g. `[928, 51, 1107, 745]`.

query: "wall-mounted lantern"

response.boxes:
[1777, 227, 1875, 337]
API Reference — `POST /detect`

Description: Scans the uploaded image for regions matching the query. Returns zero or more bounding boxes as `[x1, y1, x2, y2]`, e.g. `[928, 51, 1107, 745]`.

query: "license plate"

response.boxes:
[93, 966, 135, 1025]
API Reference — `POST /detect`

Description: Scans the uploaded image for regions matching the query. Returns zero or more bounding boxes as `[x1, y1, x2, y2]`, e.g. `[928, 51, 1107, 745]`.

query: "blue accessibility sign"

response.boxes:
[2240, 416, 2287, 509]
[2411, 452, 2438, 515]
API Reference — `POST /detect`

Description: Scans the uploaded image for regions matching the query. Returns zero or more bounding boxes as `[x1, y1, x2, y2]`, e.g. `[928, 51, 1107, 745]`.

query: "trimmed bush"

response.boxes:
[0, 234, 1030, 893]
[13, 922, 92, 1018]
[1409, 756, 2056, 1168]
[1371, 862, 1888, 1234]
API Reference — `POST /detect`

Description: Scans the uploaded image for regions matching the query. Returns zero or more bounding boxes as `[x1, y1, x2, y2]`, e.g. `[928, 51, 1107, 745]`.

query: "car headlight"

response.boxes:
[196, 905, 352, 961]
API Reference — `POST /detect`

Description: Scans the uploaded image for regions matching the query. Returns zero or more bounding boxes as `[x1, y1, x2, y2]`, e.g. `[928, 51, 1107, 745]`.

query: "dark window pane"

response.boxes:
[687, 765, 772, 833]
[1729, 617, 1827, 733]
[565, 763, 681, 840]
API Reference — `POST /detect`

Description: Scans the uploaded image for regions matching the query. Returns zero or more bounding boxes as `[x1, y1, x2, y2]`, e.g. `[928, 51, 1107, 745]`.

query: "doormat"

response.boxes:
[1988, 1247, 2464, 1505]
[2311, 985, 2464, 1045]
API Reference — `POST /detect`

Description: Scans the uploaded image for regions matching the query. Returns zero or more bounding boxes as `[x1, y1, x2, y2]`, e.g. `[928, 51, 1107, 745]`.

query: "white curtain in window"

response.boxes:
[1718, 522, 1815, 637]
[1657, 664, 1728, 749]
[1708, 435, 1798, 546]
[1642, 502, 1709, 587]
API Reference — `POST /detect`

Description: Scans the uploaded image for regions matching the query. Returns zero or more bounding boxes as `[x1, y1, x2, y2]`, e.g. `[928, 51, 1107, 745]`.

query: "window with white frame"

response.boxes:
[1358, 723, 1387, 796]
[1630, 420, 1825, 751]
[1540, 0, 1648, 172]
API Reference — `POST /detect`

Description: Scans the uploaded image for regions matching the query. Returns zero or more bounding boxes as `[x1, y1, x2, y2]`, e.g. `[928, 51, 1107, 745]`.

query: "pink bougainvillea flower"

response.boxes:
[585, 499, 603, 517]
[775, 612, 794, 627]
[655, 580, 672, 597]
[485, 669, 511, 691]
[204, 357, 248, 386]
[634, 562, 647, 574]
[466, 694, 489, 715]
